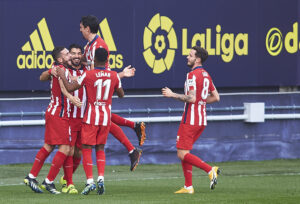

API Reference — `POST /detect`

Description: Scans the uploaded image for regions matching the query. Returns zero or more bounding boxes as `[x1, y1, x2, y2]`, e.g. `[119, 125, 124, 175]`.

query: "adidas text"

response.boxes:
[17, 51, 53, 69]
[16, 18, 54, 70]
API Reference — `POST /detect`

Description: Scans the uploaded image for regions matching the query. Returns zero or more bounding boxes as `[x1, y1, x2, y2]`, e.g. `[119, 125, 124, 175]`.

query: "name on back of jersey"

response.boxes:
[96, 71, 111, 78]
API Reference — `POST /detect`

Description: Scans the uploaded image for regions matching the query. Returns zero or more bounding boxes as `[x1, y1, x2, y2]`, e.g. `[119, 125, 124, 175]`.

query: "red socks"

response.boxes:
[30, 147, 50, 177]
[63, 156, 73, 185]
[110, 122, 135, 152]
[183, 153, 212, 173]
[82, 149, 105, 180]
[111, 113, 135, 129]
[96, 150, 105, 177]
[73, 156, 81, 173]
[181, 161, 193, 187]
[46, 151, 67, 182]
[82, 148, 93, 179]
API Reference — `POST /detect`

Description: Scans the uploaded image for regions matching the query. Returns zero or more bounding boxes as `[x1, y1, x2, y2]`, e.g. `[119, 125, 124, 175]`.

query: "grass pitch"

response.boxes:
[0, 159, 299, 204]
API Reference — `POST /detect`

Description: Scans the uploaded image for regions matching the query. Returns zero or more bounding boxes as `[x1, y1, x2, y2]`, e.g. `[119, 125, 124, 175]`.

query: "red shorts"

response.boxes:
[44, 113, 70, 145]
[176, 124, 205, 150]
[70, 118, 82, 148]
[81, 123, 110, 145]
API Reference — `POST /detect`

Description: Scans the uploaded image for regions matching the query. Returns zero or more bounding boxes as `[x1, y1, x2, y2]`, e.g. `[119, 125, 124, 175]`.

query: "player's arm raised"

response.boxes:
[162, 87, 196, 103]
[118, 65, 136, 79]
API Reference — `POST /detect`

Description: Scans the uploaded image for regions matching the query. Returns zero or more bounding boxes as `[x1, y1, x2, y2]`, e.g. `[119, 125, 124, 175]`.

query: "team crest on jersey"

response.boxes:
[16, 18, 54, 70]
[202, 72, 208, 77]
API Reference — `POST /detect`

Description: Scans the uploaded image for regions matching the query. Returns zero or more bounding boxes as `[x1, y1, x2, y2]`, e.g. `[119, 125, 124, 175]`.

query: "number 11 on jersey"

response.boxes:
[94, 79, 111, 101]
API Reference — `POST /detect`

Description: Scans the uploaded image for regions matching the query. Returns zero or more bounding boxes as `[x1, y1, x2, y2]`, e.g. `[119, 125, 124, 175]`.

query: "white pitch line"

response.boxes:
[1, 172, 300, 187]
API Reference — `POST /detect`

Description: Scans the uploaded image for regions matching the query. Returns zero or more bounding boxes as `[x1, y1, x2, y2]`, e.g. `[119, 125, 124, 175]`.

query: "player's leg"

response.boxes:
[110, 122, 134, 152]
[178, 149, 212, 173]
[24, 113, 56, 193]
[61, 146, 78, 194]
[111, 113, 134, 128]
[180, 150, 220, 190]
[41, 117, 70, 194]
[62, 129, 82, 186]
[174, 149, 195, 194]
[72, 119, 83, 174]
[24, 143, 54, 193]
[81, 123, 97, 195]
[182, 161, 193, 188]
[73, 128, 82, 174]
[177, 125, 220, 190]
[111, 113, 146, 146]
[94, 125, 110, 195]
[110, 122, 142, 171]
[192, 126, 220, 190]
[73, 145, 82, 173]
[61, 126, 79, 194]
[95, 144, 105, 195]
[41, 144, 69, 194]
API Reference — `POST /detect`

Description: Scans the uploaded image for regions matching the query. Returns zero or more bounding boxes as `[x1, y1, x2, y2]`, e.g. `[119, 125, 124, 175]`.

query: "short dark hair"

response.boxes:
[69, 44, 83, 53]
[80, 15, 99, 34]
[94, 48, 108, 64]
[52, 46, 65, 63]
[192, 46, 208, 64]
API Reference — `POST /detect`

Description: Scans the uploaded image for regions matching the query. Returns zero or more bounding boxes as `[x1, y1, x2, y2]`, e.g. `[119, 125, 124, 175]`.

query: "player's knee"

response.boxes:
[95, 144, 105, 151]
[58, 144, 70, 155]
[43, 143, 54, 152]
[177, 151, 184, 161]
[69, 146, 75, 156]
[177, 149, 189, 160]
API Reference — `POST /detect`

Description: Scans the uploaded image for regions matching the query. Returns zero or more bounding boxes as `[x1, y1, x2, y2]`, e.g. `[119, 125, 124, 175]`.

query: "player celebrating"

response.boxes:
[57, 47, 123, 195]
[39, 45, 86, 193]
[60, 44, 86, 193]
[80, 15, 145, 170]
[24, 47, 79, 194]
[162, 46, 221, 194]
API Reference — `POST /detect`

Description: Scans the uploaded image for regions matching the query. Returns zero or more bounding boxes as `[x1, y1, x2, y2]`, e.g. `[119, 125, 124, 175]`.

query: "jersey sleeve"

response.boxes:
[116, 72, 122, 89]
[186, 72, 196, 92]
[208, 75, 216, 92]
[64, 68, 71, 81]
[77, 72, 87, 86]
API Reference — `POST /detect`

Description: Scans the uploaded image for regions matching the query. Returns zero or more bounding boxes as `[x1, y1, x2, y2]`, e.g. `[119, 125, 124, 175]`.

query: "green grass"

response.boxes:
[0, 159, 300, 204]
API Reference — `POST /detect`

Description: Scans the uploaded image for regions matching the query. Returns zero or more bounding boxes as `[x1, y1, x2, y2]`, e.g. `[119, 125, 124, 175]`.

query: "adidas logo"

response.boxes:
[97, 18, 123, 69]
[16, 18, 54, 69]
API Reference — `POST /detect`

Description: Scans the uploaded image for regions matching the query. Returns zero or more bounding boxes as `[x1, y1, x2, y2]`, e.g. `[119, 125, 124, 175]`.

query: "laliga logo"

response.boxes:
[143, 13, 248, 72]
[266, 22, 298, 56]
[143, 13, 178, 74]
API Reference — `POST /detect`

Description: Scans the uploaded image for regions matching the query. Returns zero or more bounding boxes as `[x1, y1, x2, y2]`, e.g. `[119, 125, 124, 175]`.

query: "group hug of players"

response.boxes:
[24, 15, 146, 195]
[24, 15, 221, 196]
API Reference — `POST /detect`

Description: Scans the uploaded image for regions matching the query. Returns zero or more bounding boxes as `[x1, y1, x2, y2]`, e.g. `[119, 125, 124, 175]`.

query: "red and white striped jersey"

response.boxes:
[47, 63, 71, 118]
[83, 35, 110, 70]
[77, 67, 121, 126]
[181, 66, 216, 126]
[68, 65, 87, 119]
